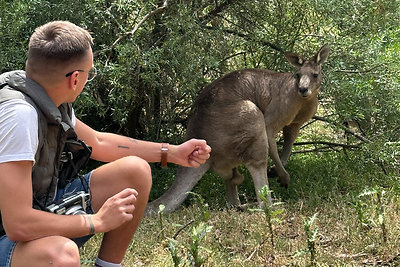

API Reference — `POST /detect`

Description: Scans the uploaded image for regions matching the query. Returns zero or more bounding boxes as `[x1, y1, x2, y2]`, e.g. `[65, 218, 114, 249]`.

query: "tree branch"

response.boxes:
[203, 25, 284, 53]
[291, 141, 361, 150]
[334, 64, 385, 74]
[275, 140, 361, 154]
[94, 0, 168, 56]
[313, 115, 370, 143]
[199, 0, 238, 24]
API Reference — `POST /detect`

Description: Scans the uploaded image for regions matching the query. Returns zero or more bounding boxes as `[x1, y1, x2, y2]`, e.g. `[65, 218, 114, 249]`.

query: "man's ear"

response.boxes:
[68, 71, 79, 90]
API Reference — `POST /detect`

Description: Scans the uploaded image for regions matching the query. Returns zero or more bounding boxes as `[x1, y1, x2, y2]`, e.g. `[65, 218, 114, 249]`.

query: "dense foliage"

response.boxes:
[1, 0, 399, 182]
[2, 1, 400, 265]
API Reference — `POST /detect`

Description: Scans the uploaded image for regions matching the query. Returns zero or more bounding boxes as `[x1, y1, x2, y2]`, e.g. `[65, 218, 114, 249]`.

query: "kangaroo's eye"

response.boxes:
[313, 73, 319, 78]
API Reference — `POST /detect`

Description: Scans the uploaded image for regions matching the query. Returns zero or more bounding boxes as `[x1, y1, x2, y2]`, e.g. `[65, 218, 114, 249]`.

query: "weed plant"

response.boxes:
[250, 185, 284, 249]
[294, 213, 319, 265]
[354, 186, 389, 243]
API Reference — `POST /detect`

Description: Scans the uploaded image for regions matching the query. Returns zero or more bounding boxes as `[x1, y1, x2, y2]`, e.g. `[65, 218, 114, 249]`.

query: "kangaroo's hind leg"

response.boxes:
[226, 102, 269, 207]
[244, 128, 270, 206]
[216, 167, 244, 207]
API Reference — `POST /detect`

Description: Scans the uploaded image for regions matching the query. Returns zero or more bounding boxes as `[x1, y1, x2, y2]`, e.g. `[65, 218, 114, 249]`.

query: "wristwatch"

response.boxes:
[161, 143, 169, 168]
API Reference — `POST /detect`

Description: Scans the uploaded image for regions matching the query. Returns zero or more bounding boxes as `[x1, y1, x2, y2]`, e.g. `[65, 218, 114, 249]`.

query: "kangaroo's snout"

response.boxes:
[299, 87, 309, 96]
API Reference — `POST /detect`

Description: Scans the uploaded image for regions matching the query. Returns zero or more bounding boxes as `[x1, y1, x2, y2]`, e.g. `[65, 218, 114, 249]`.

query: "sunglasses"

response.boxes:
[65, 66, 97, 82]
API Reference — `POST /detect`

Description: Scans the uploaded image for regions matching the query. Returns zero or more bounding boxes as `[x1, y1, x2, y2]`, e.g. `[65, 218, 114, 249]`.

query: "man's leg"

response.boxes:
[10, 236, 80, 267]
[89, 156, 152, 263]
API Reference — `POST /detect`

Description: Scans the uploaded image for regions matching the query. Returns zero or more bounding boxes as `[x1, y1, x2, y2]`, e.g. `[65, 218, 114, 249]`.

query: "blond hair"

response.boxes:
[26, 21, 93, 75]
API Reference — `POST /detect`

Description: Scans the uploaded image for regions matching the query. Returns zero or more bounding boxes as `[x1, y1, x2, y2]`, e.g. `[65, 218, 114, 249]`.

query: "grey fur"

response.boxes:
[147, 45, 330, 214]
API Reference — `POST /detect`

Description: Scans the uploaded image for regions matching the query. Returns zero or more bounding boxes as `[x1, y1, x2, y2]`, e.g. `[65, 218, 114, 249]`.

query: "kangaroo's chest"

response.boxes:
[263, 97, 318, 134]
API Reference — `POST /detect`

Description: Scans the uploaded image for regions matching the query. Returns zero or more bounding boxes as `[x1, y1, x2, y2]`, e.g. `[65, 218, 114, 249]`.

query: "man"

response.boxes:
[0, 21, 211, 267]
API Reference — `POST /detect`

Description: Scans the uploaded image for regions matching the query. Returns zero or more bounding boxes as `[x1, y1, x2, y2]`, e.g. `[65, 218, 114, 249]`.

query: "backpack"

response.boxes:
[58, 137, 92, 188]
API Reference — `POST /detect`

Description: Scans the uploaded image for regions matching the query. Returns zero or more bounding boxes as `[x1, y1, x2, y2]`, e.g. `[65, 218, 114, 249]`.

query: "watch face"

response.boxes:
[161, 143, 169, 151]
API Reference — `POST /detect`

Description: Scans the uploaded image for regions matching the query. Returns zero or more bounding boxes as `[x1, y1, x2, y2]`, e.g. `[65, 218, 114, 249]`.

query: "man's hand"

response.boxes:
[173, 138, 211, 168]
[92, 188, 138, 233]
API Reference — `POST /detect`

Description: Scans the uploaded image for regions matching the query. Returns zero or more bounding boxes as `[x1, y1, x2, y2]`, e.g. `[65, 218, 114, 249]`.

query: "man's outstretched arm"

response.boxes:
[74, 118, 211, 167]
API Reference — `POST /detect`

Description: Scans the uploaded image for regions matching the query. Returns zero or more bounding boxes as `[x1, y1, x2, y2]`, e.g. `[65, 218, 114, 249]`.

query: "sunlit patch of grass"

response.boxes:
[80, 152, 400, 266]
[80, 198, 400, 266]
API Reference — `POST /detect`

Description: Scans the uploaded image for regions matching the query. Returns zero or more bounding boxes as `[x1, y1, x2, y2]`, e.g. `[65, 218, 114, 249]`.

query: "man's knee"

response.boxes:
[47, 238, 80, 266]
[13, 236, 80, 267]
[119, 156, 152, 188]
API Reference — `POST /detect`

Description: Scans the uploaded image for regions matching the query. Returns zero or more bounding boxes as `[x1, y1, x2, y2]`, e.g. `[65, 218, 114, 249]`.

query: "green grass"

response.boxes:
[79, 151, 400, 266]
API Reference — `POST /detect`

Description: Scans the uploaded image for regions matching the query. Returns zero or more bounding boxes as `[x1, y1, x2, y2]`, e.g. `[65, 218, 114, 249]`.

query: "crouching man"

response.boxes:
[0, 20, 211, 267]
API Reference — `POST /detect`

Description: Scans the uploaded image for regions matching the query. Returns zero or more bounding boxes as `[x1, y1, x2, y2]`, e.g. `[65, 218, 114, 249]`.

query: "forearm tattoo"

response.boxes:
[129, 138, 138, 143]
[117, 138, 138, 149]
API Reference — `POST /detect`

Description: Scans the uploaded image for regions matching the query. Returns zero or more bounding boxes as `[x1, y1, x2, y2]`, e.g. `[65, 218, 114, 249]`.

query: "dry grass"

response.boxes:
[79, 145, 400, 266]
[80, 194, 400, 266]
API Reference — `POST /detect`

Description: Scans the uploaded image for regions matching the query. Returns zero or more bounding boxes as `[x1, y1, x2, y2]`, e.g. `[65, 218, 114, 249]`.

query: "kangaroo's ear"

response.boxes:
[285, 52, 305, 68]
[314, 44, 330, 65]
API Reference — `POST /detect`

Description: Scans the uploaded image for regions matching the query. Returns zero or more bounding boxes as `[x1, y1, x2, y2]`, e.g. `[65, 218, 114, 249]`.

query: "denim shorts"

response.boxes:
[0, 172, 94, 267]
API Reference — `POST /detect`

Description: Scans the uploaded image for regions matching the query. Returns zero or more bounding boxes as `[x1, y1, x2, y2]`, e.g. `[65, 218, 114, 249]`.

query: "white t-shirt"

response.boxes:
[0, 99, 76, 164]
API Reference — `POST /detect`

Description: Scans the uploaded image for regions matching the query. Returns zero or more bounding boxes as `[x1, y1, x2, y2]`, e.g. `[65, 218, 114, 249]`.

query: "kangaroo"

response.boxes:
[146, 45, 330, 214]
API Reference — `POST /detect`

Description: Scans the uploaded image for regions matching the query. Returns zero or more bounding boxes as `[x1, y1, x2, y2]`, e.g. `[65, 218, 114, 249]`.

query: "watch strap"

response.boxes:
[161, 143, 169, 168]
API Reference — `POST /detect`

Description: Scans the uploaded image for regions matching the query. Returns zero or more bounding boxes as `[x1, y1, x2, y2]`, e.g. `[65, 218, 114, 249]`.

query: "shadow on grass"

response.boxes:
[149, 150, 391, 211]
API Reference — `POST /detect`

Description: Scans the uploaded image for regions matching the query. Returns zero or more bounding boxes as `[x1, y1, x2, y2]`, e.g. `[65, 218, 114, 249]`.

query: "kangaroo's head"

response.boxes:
[284, 44, 330, 98]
